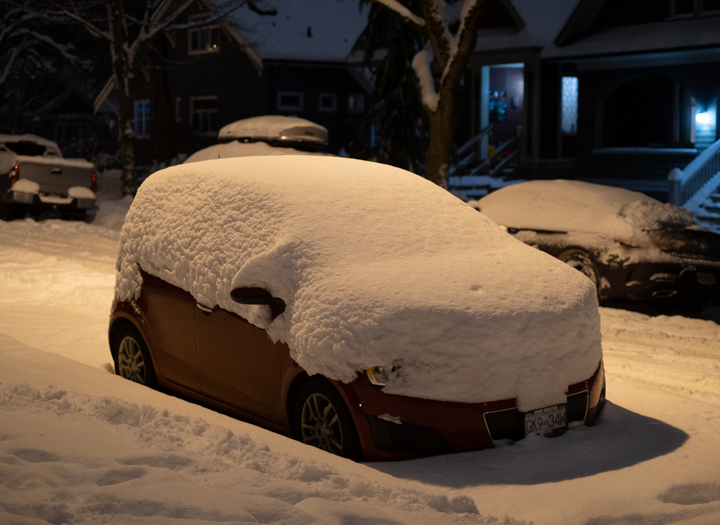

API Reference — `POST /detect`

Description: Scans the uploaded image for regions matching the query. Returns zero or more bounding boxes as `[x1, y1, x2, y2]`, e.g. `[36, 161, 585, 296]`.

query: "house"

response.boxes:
[452, 0, 720, 216]
[25, 88, 114, 160]
[94, 0, 371, 168]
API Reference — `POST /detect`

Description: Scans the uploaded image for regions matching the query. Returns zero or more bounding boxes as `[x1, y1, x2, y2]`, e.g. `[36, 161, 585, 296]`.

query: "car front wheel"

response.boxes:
[113, 325, 157, 387]
[558, 249, 599, 290]
[294, 378, 360, 460]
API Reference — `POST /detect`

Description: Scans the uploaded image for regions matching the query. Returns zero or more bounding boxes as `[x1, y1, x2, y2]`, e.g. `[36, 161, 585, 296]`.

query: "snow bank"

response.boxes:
[478, 180, 695, 238]
[114, 157, 602, 410]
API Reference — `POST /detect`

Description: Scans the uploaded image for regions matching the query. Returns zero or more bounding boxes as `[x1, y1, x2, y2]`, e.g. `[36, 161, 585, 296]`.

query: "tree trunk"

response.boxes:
[117, 96, 136, 196]
[424, 86, 460, 188]
[110, 0, 136, 196]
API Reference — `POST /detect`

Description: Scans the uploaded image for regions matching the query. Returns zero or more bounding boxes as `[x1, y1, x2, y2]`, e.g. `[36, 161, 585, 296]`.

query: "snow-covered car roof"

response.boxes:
[478, 180, 696, 238]
[115, 157, 602, 410]
[217, 115, 328, 148]
[184, 116, 330, 164]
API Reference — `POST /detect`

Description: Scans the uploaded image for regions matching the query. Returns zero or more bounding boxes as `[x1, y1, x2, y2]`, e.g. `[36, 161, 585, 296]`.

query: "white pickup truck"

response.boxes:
[0, 134, 97, 220]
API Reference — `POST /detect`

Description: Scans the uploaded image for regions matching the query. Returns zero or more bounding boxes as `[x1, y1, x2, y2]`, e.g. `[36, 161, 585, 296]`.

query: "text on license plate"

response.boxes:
[524, 405, 567, 436]
[697, 272, 716, 286]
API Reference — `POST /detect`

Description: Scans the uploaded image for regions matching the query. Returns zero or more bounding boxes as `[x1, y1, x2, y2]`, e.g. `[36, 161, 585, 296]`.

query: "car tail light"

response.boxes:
[10, 164, 19, 184]
[618, 238, 641, 248]
[91, 171, 97, 192]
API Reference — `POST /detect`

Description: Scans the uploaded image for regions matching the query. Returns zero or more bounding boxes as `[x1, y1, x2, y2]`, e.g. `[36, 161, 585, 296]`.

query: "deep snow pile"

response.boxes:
[114, 156, 601, 410]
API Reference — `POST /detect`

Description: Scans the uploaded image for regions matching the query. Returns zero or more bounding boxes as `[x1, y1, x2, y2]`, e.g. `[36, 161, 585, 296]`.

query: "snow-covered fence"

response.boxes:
[669, 138, 720, 208]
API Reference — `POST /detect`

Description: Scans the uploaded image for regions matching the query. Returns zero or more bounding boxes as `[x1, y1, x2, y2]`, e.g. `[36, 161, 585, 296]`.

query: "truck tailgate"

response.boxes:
[16, 155, 95, 196]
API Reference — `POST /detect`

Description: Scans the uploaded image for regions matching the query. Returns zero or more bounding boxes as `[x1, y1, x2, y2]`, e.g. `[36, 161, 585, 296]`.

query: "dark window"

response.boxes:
[319, 93, 337, 113]
[189, 22, 220, 54]
[675, 0, 695, 14]
[277, 91, 303, 111]
[190, 96, 218, 136]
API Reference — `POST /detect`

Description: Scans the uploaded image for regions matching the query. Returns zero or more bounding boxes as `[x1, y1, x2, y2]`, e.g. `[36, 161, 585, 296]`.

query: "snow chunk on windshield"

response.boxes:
[114, 157, 602, 410]
[619, 199, 695, 230]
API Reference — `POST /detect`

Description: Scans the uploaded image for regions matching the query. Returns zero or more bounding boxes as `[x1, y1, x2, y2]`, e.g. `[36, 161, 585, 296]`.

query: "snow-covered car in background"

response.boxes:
[477, 180, 720, 303]
[110, 156, 605, 461]
[184, 115, 330, 163]
[0, 134, 96, 220]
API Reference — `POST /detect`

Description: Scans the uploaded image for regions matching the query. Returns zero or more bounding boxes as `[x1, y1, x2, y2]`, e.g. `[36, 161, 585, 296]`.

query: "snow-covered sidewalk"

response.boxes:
[1, 198, 719, 524]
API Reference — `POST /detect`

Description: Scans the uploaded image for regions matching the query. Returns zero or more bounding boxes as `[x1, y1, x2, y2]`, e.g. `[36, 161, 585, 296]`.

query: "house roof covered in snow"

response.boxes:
[471, 0, 581, 57]
[471, 0, 720, 61]
[543, 0, 720, 60]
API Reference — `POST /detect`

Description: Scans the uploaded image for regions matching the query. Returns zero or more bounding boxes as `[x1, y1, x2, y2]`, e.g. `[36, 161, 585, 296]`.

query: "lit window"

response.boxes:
[319, 93, 337, 113]
[190, 96, 218, 136]
[278, 91, 303, 111]
[347, 93, 365, 113]
[134, 100, 150, 138]
[561, 76, 578, 135]
[188, 19, 220, 55]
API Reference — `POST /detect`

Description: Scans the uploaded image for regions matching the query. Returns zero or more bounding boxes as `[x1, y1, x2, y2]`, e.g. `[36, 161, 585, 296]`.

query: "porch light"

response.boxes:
[695, 111, 711, 126]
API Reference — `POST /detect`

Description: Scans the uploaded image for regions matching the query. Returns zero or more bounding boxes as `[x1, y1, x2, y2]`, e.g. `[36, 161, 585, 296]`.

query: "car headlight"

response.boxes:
[365, 364, 399, 387]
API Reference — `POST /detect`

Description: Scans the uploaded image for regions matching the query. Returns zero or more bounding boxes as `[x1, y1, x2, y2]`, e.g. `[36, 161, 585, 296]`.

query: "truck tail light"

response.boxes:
[10, 164, 20, 184]
[91, 171, 97, 192]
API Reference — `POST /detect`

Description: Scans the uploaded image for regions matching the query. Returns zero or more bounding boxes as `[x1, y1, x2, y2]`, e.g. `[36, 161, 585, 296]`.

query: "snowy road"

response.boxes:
[1, 198, 719, 524]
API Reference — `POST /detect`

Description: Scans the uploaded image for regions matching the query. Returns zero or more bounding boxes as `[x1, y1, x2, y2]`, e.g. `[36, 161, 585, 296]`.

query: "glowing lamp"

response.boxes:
[695, 111, 711, 126]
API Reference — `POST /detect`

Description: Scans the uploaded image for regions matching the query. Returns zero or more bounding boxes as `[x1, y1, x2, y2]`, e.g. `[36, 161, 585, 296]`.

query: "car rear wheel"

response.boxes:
[113, 325, 157, 387]
[294, 378, 360, 460]
[558, 249, 599, 290]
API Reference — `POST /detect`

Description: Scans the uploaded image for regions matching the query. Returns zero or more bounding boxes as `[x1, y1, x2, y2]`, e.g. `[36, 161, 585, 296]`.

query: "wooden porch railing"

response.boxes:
[669, 138, 720, 208]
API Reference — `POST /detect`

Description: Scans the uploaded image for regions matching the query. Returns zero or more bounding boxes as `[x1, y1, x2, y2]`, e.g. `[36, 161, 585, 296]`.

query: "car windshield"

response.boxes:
[3, 141, 48, 156]
[619, 199, 695, 230]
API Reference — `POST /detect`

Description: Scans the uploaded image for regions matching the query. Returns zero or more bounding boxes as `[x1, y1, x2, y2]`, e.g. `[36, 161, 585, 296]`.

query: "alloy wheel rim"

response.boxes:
[300, 393, 343, 454]
[118, 336, 146, 384]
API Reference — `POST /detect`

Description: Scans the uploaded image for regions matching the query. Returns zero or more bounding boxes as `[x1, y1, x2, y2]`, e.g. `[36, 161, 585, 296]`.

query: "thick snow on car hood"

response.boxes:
[114, 157, 602, 410]
[479, 180, 696, 237]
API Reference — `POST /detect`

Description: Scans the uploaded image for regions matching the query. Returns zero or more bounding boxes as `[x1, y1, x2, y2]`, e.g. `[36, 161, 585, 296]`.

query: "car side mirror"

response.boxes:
[231, 287, 286, 320]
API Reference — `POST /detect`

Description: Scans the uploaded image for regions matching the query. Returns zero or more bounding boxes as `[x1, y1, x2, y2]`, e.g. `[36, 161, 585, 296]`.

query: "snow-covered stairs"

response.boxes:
[694, 190, 720, 233]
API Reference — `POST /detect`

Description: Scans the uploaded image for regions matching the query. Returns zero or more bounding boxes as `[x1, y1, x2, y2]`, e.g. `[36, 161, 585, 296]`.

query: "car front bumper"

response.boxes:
[3, 190, 95, 214]
[617, 262, 720, 302]
[336, 361, 605, 461]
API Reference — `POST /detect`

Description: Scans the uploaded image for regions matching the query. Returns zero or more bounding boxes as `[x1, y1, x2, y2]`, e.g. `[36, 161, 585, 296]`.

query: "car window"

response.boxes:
[3, 141, 47, 156]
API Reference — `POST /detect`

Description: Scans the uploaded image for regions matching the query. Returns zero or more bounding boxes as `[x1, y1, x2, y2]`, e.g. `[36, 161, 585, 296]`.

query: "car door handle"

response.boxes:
[196, 303, 213, 313]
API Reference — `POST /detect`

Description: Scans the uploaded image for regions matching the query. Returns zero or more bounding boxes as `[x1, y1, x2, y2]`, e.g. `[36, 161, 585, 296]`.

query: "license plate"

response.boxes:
[524, 405, 567, 436]
[698, 272, 716, 286]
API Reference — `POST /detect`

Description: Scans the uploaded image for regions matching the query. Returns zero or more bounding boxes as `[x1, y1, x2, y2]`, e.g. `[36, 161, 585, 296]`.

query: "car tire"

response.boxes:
[113, 325, 157, 387]
[558, 249, 599, 290]
[294, 378, 361, 460]
[0, 203, 24, 221]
